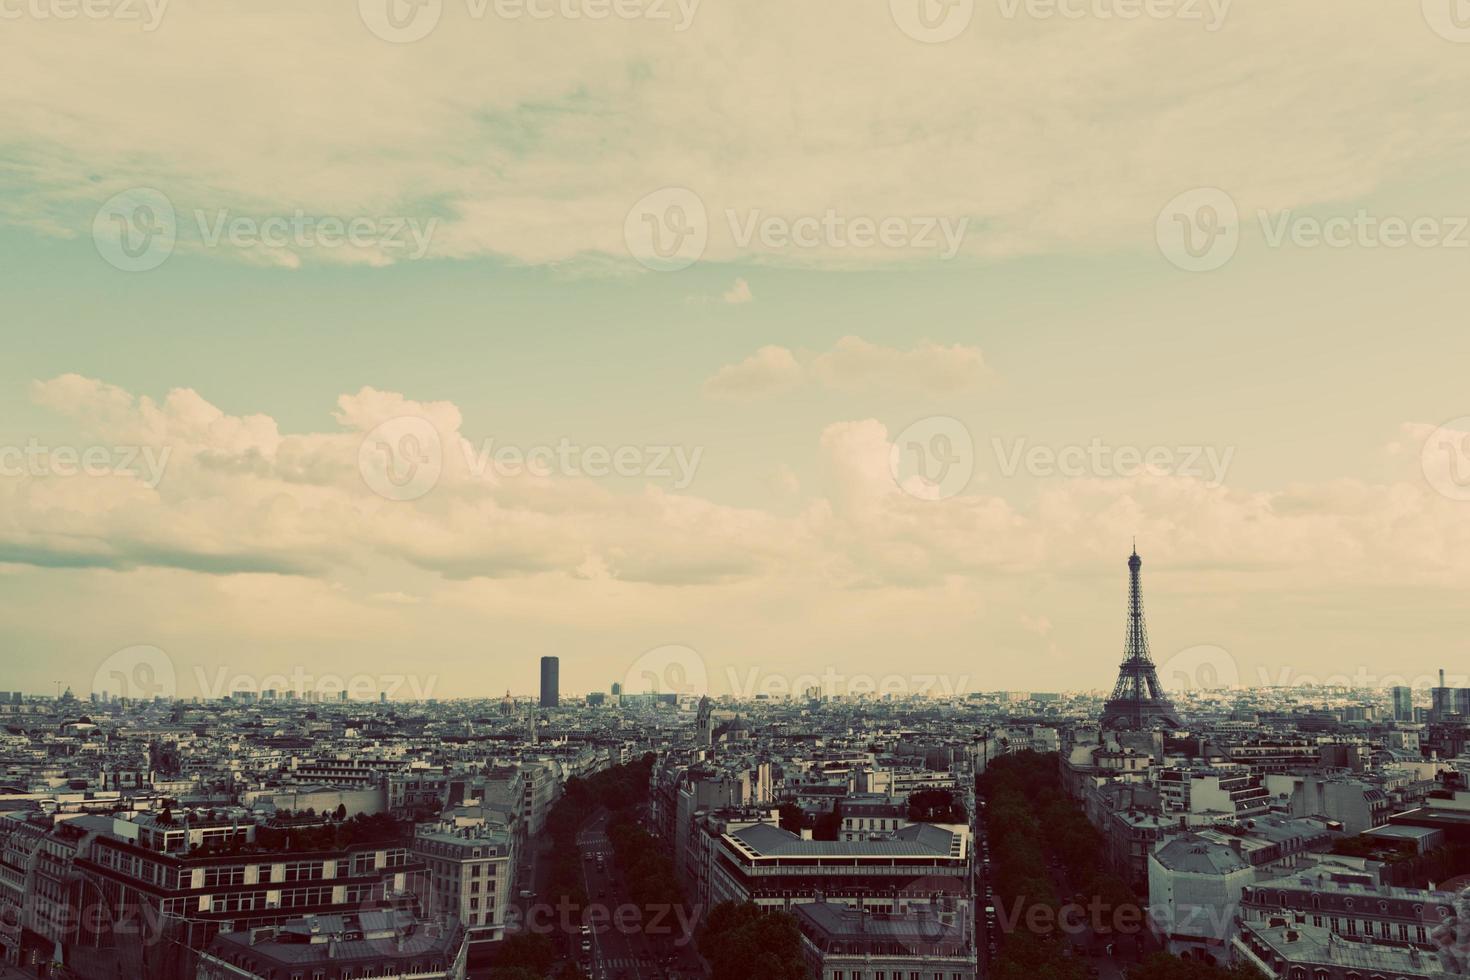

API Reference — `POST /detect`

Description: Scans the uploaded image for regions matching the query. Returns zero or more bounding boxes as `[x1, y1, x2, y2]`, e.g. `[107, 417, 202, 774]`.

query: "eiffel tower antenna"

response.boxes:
[1100, 546, 1181, 730]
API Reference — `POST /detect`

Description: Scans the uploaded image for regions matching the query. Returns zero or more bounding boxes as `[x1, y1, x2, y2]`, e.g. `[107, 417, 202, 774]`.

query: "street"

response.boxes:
[575, 812, 704, 980]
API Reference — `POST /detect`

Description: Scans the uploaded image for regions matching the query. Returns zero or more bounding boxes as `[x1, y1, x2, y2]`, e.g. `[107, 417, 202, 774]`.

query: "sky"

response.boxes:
[4, 0, 1470, 702]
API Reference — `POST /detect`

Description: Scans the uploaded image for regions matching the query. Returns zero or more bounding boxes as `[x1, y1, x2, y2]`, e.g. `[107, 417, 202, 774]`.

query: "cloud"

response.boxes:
[702, 346, 804, 398]
[704, 337, 986, 398]
[810, 336, 986, 391]
[722, 277, 753, 304]
[1, 3, 1465, 268]
[13, 374, 1470, 604]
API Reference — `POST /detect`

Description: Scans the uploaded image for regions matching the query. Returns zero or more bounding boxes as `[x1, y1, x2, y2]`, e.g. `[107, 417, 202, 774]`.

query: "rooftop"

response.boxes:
[728, 821, 961, 859]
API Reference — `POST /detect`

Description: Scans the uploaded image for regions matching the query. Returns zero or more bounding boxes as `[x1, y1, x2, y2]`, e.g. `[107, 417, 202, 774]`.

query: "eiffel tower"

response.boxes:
[1099, 545, 1182, 730]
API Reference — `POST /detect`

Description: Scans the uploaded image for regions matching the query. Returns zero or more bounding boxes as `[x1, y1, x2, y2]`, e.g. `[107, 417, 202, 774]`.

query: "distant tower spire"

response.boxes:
[1100, 546, 1182, 730]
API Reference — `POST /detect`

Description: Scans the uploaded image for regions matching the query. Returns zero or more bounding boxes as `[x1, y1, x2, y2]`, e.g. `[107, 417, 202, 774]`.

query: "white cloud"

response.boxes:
[702, 345, 804, 398]
[721, 277, 753, 304]
[810, 336, 986, 391]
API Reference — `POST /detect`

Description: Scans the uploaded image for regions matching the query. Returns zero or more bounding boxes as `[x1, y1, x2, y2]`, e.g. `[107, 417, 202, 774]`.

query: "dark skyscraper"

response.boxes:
[1100, 546, 1182, 731]
[540, 656, 559, 708]
[1391, 685, 1414, 721]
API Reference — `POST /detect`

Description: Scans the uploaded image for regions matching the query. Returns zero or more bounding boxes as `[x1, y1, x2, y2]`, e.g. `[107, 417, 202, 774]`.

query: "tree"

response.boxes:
[699, 902, 809, 980]
[334, 803, 348, 821]
[490, 933, 555, 976]
[908, 788, 967, 823]
[812, 807, 841, 841]
[1127, 952, 1262, 980]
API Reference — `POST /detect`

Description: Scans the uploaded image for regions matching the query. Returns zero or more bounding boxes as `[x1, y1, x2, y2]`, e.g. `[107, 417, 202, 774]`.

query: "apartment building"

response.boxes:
[709, 822, 970, 919]
[1233, 922, 1451, 980]
[1159, 767, 1271, 819]
[75, 815, 426, 952]
[795, 900, 977, 980]
[1240, 874, 1459, 950]
[412, 821, 515, 939]
[197, 909, 463, 980]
